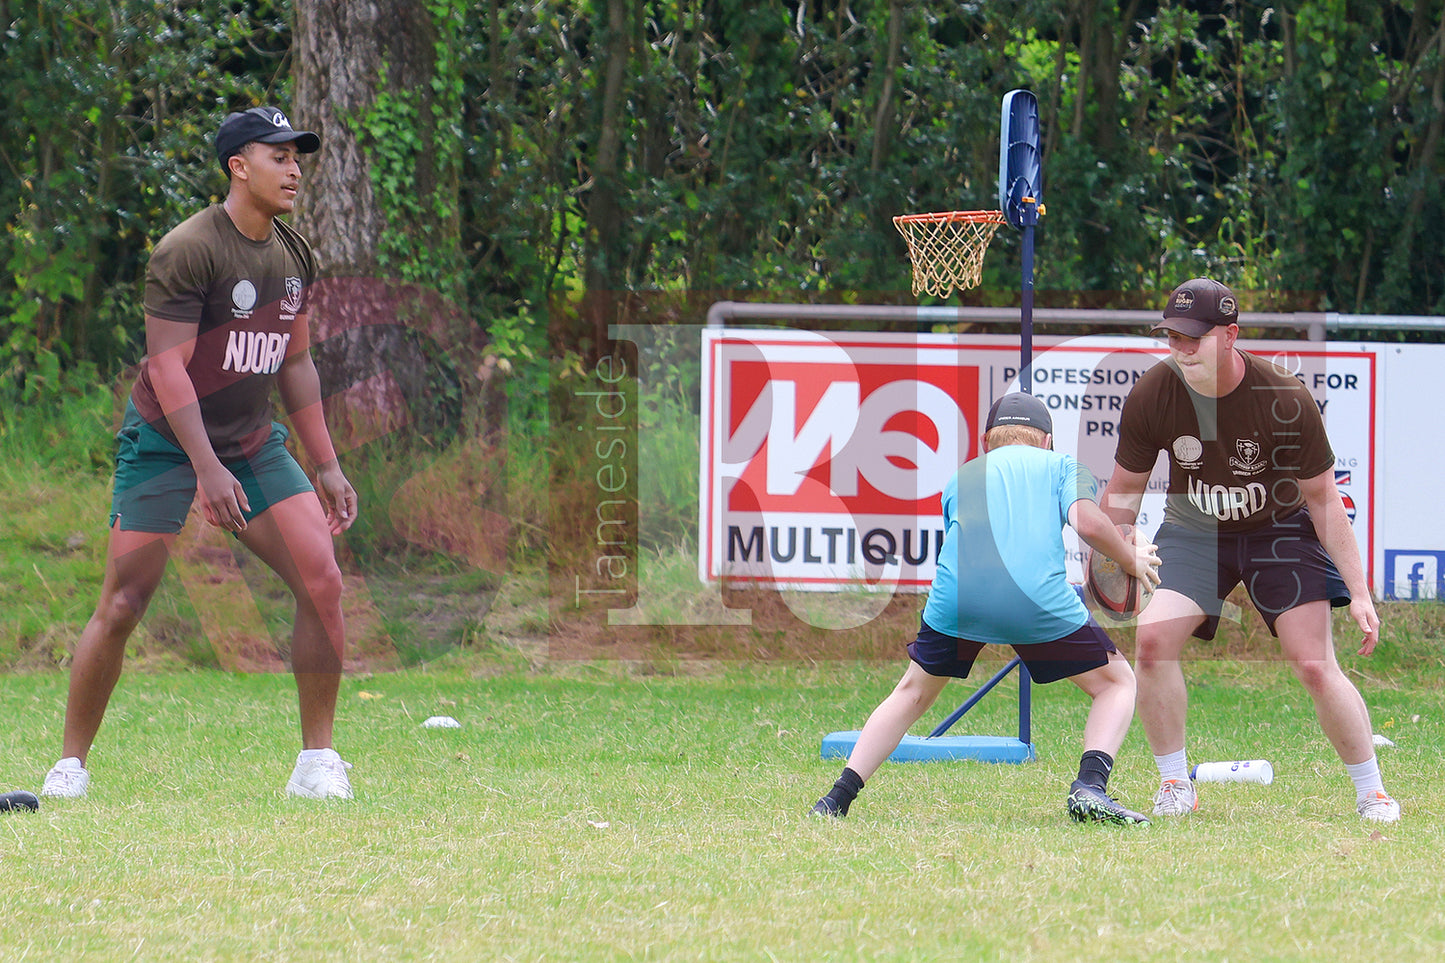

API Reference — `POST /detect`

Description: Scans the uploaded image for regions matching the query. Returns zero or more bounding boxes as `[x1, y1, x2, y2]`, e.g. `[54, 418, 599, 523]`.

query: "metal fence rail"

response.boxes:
[704, 301, 1445, 341]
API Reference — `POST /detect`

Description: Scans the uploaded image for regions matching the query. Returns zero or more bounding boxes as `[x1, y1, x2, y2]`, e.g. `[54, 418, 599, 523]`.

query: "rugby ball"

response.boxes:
[1084, 546, 1152, 621]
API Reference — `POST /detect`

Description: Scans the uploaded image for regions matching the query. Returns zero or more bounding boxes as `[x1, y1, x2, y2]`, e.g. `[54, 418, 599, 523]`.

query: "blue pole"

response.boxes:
[1016, 198, 1037, 750]
[927, 658, 1021, 737]
[1019, 203, 1036, 395]
[1018, 664, 1032, 745]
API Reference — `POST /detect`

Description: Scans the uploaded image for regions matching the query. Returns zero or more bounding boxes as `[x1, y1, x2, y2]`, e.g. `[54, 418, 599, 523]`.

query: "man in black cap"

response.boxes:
[1103, 277, 1399, 822]
[811, 392, 1161, 825]
[41, 106, 360, 801]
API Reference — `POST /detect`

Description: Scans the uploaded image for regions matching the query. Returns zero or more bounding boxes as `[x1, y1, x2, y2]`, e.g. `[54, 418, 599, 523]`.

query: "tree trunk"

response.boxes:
[290, 0, 466, 445]
[869, 0, 905, 173]
[578, 0, 634, 362]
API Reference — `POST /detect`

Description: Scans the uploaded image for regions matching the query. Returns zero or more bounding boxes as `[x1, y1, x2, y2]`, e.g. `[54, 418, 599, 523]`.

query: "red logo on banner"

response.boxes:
[722, 359, 979, 516]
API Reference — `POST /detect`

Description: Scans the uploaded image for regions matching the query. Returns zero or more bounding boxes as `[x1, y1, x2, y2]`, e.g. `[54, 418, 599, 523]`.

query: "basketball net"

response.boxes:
[893, 210, 1005, 298]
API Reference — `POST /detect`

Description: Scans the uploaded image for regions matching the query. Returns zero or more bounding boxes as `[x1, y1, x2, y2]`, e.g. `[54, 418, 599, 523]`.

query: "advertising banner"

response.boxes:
[1375, 343, 1445, 600]
[700, 329, 1381, 594]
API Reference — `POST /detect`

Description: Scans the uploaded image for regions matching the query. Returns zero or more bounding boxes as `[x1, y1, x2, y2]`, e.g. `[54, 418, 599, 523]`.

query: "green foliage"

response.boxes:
[0, 0, 294, 404]
[1269, 0, 1445, 313]
[355, 0, 466, 294]
[7, 0, 1445, 416]
[482, 306, 554, 431]
[630, 323, 704, 552]
[0, 382, 113, 663]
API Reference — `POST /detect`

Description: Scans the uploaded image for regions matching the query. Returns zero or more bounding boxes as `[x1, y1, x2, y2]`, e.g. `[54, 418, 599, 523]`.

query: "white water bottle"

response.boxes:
[1190, 760, 1274, 784]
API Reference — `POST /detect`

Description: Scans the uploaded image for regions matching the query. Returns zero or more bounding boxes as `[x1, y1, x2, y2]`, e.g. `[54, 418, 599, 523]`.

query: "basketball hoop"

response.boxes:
[893, 209, 1006, 298]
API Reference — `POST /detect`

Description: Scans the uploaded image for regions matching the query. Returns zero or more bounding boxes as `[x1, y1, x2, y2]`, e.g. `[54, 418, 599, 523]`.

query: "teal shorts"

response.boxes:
[110, 403, 314, 534]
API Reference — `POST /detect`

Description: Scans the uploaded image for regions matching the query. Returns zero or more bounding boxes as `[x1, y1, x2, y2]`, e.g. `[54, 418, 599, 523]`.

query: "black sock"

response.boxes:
[824, 767, 866, 815]
[1077, 750, 1114, 791]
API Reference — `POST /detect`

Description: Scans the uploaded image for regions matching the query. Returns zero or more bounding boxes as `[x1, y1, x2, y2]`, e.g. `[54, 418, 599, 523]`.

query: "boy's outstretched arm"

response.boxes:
[1068, 497, 1161, 588]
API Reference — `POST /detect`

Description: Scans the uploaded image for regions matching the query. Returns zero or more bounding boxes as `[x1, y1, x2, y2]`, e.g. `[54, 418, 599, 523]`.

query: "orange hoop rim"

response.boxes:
[892, 209, 1005, 226]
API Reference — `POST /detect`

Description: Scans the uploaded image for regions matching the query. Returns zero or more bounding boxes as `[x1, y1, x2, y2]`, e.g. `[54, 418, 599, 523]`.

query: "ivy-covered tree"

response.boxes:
[291, 0, 470, 440]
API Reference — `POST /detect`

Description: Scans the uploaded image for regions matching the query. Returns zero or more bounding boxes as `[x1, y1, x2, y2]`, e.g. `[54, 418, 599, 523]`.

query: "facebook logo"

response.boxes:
[1384, 550, 1445, 601]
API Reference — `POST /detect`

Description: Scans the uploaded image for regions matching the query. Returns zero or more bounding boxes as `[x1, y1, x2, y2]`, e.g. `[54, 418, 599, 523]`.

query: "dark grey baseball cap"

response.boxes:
[1153, 277, 1239, 338]
[215, 106, 320, 171]
[986, 392, 1052, 434]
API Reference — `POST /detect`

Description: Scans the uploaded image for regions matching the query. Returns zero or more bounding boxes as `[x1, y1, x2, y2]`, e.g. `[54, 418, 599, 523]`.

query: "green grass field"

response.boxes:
[2, 654, 1441, 961]
[4, 388, 1443, 960]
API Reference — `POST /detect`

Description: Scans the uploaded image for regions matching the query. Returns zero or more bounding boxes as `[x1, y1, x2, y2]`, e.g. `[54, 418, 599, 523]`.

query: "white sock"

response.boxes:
[297, 748, 337, 764]
[54, 757, 85, 771]
[1153, 748, 1191, 782]
[1345, 756, 1386, 802]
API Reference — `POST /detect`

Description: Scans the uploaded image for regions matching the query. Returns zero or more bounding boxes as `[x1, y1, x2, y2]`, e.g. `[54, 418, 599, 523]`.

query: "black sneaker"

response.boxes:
[810, 795, 845, 818]
[1067, 779, 1149, 826]
[0, 790, 40, 812]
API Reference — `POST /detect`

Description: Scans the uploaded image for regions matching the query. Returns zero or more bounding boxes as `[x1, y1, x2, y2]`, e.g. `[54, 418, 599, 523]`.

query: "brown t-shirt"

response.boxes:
[133, 204, 316, 460]
[1115, 349, 1335, 533]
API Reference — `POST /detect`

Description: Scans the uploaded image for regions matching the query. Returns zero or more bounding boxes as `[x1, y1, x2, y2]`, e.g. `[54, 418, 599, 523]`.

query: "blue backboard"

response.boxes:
[999, 89, 1043, 229]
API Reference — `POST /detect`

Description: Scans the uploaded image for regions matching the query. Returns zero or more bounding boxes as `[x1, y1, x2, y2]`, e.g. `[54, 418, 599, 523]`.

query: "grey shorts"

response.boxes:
[109, 403, 314, 534]
[1154, 508, 1350, 640]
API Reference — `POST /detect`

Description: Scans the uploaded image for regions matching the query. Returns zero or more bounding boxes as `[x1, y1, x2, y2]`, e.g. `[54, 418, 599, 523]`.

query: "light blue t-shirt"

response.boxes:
[921, 444, 1095, 644]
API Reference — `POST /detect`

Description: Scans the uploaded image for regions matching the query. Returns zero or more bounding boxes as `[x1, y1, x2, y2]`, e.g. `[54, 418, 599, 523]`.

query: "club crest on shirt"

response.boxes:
[282, 276, 304, 316]
[1228, 437, 1266, 475]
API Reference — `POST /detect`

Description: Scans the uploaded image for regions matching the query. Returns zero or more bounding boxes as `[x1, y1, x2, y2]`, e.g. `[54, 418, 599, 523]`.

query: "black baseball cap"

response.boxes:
[986, 392, 1052, 434]
[215, 106, 320, 172]
[1153, 277, 1239, 338]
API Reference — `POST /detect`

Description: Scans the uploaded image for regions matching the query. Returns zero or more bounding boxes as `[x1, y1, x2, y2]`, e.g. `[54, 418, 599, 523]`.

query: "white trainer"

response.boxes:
[1357, 790, 1401, 823]
[41, 757, 90, 798]
[285, 749, 354, 799]
[1152, 777, 1199, 816]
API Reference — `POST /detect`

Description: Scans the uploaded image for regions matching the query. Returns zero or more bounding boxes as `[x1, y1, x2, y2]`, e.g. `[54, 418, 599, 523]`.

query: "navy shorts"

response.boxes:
[109, 403, 314, 534]
[907, 616, 1117, 685]
[1154, 508, 1350, 641]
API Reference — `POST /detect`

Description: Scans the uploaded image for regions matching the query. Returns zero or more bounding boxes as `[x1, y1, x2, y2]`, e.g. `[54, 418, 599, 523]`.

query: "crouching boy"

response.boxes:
[812, 392, 1159, 824]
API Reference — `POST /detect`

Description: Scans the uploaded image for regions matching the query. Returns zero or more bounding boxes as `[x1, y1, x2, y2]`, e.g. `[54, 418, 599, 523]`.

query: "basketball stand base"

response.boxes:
[820, 731, 1036, 765]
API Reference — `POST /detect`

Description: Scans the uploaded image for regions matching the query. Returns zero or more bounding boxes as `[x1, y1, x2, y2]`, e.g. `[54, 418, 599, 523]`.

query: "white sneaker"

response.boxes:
[1357, 790, 1401, 823]
[41, 757, 90, 798]
[1152, 777, 1199, 816]
[285, 749, 354, 799]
